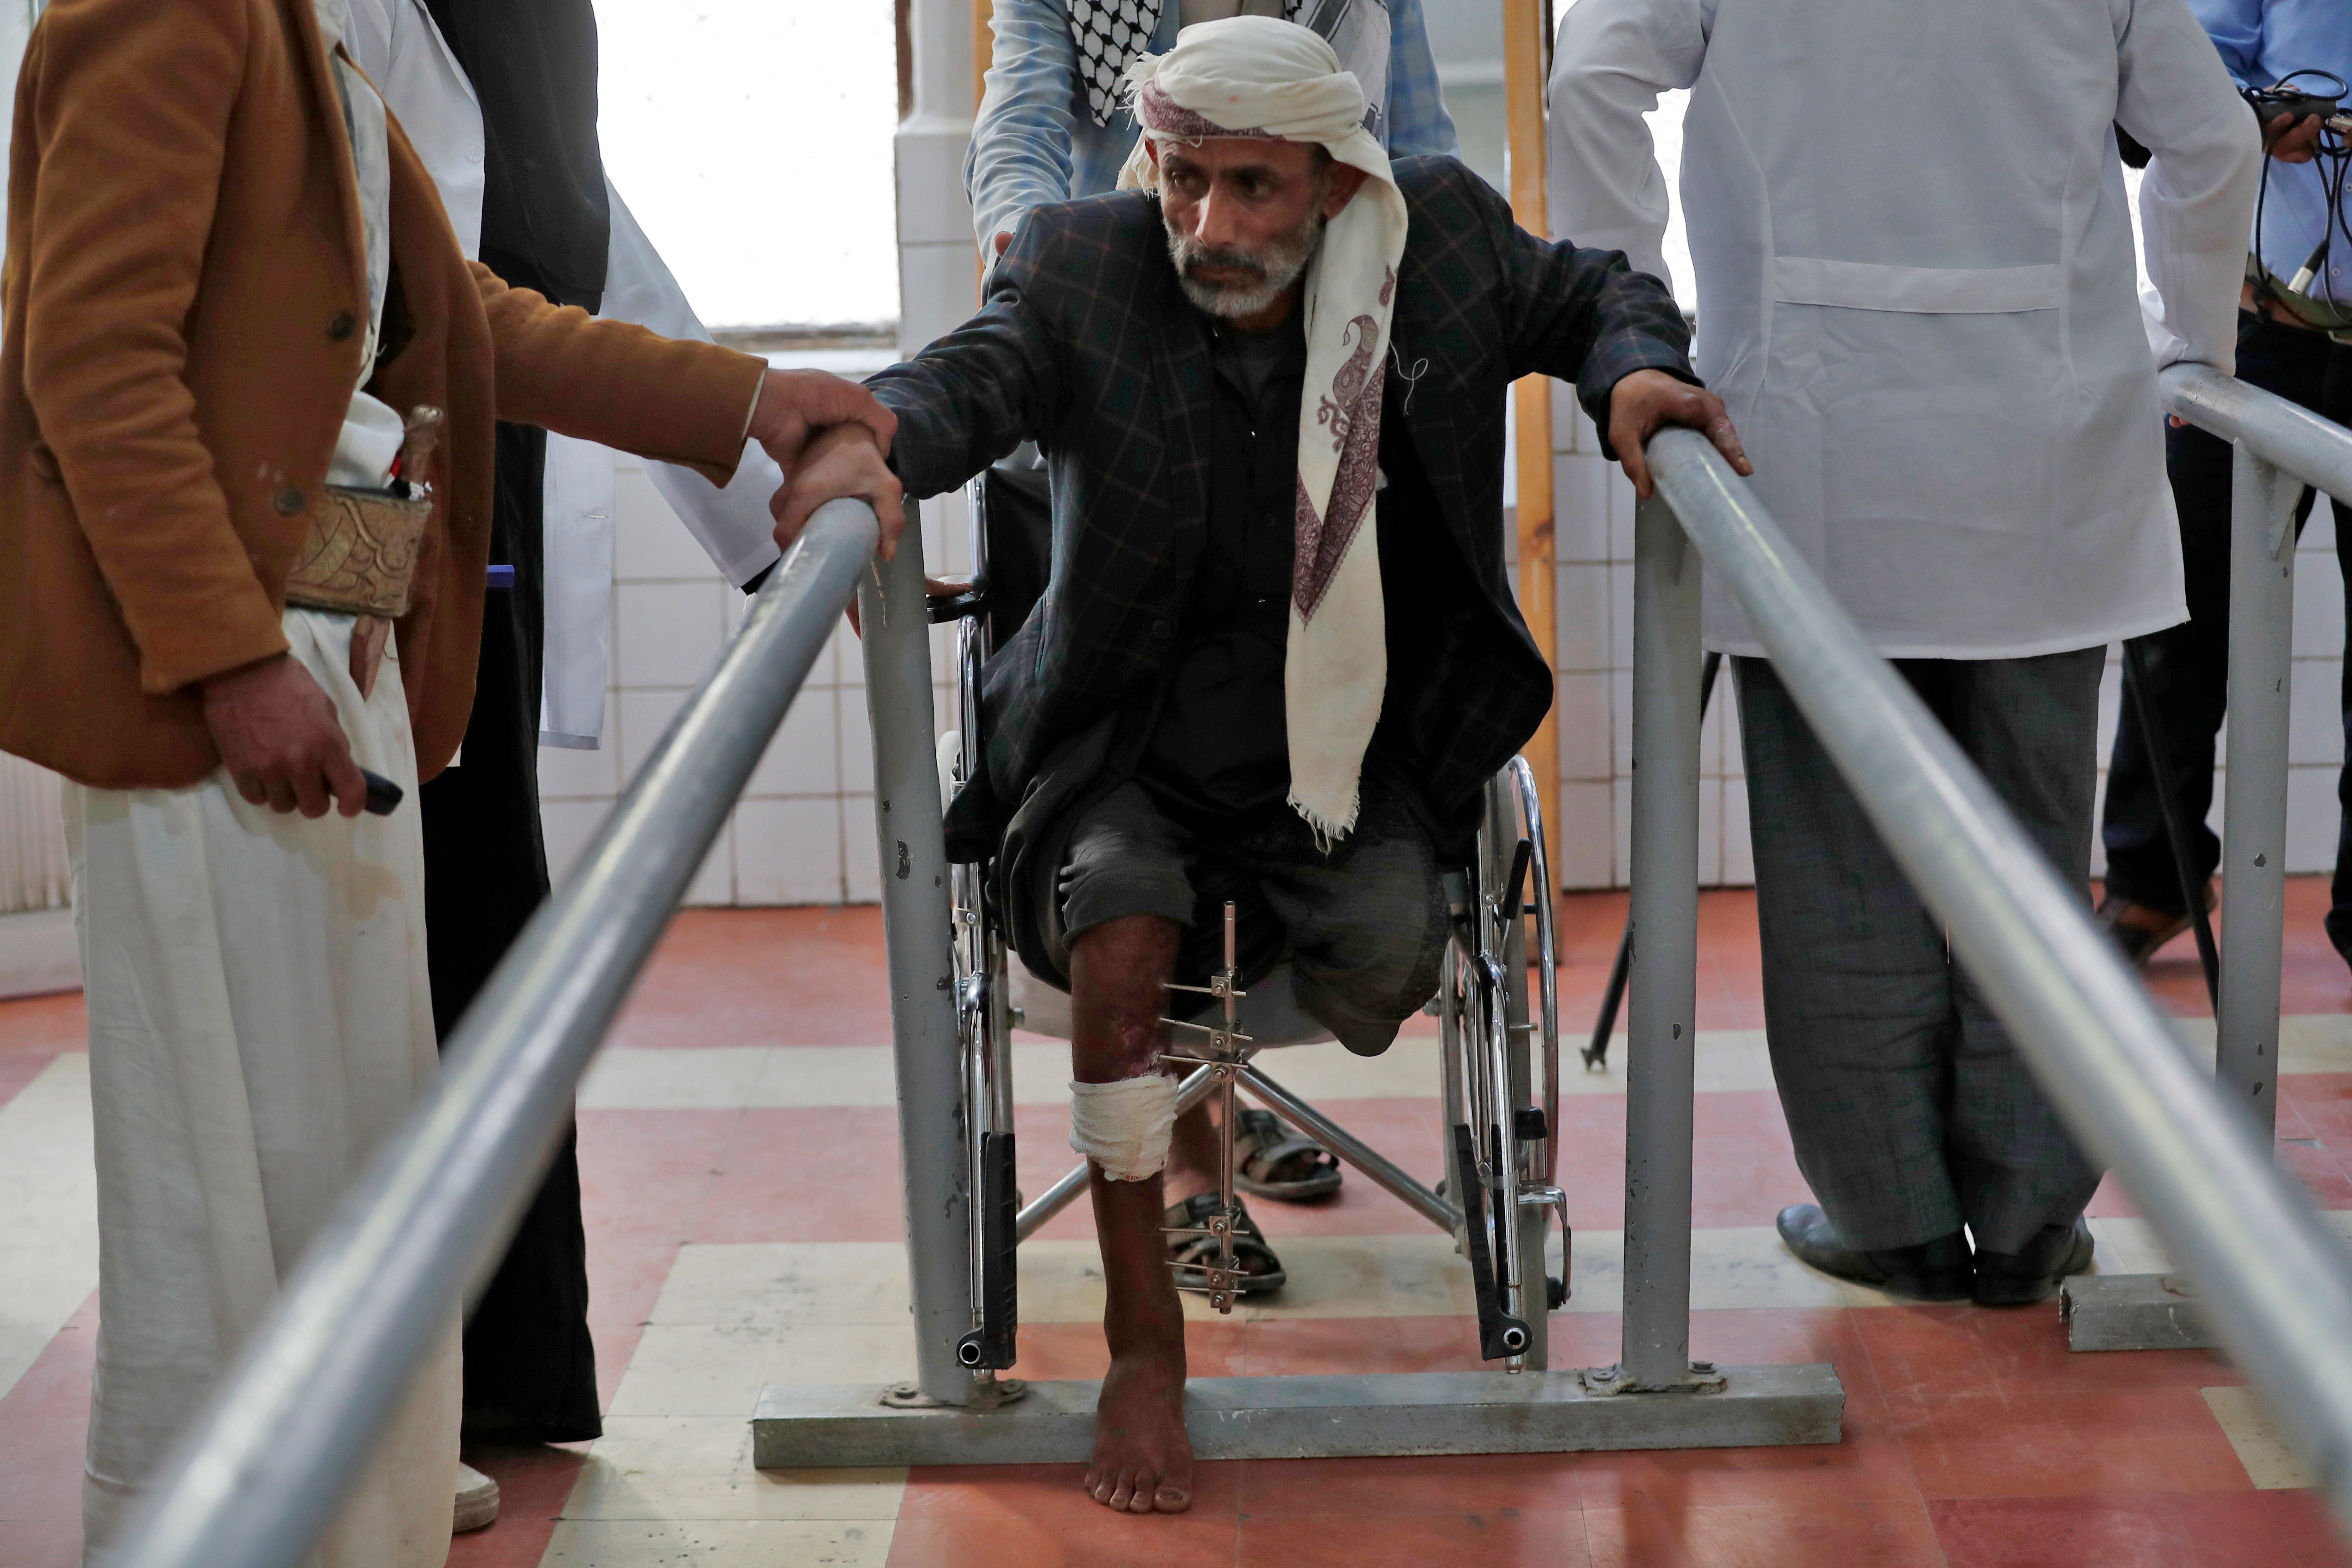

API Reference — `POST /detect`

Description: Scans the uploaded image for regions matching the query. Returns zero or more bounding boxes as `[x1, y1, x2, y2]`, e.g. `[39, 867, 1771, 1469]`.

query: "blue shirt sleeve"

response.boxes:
[965, 0, 1085, 253]
[1384, 0, 1461, 158]
[2187, 0, 2265, 89]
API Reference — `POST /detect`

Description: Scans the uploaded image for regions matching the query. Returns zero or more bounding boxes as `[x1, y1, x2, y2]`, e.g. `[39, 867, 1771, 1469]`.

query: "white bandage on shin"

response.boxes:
[1068, 1074, 1179, 1182]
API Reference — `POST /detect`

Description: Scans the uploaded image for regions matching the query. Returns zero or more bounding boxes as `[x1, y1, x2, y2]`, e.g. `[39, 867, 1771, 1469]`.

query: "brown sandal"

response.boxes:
[1231, 1108, 1343, 1201]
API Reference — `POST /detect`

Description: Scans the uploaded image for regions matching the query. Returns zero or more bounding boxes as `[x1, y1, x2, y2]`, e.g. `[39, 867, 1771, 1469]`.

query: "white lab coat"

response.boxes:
[1547, 0, 2261, 658]
[344, 0, 781, 747]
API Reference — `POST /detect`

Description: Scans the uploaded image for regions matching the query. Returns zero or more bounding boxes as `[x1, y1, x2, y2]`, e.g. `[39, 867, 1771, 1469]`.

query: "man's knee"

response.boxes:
[1069, 914, 1183, 1075]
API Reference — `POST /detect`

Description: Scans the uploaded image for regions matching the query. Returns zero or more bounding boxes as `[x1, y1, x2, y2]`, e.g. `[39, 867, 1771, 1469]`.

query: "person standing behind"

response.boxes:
[0, 0, 894, 1558]
[2098, 0, 2352, 969]
[1550, 0, 2258, 1306]
[969, 0, 1460, 261]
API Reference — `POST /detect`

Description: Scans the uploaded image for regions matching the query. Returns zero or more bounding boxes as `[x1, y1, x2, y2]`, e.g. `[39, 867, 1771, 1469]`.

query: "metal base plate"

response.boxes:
[753, 1365, 1844, 1468]
[2062, 1273, 2216, 1352]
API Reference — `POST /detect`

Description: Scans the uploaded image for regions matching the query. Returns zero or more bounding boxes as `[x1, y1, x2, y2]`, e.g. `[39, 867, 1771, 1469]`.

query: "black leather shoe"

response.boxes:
[1776, 1204, 1973, 1301]
[1972, 1218, 2095, 1307]
[2095, 891, 2212, 970]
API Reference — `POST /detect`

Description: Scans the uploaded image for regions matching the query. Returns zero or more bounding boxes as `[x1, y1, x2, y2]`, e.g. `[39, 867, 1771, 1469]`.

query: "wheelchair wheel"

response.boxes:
[1439, 757, 1565, 1368]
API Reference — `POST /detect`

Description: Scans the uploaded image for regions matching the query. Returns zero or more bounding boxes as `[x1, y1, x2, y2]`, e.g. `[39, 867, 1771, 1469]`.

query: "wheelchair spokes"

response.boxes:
[1442, 760, 1569, 1369]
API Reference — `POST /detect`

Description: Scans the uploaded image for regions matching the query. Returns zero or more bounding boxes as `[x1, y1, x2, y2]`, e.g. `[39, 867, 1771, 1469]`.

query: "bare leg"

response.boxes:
[1069, 915, 1194, 1515]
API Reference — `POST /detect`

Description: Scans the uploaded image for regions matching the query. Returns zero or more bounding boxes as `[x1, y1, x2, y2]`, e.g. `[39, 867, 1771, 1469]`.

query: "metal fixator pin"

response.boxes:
[1163, 901, 1255, 1315]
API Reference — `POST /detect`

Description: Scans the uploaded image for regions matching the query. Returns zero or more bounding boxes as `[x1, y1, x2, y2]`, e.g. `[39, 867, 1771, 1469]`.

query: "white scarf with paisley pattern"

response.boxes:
[1118, 16, 1409, 842]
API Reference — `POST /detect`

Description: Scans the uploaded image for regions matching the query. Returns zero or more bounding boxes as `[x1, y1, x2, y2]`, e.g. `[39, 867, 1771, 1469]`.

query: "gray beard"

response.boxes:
[1165, 208, 1325, 319]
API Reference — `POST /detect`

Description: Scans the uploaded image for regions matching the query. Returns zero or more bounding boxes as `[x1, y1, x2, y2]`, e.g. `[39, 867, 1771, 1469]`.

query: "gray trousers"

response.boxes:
[1736, 647, 2106, 1254]
[1038, 776, 1449, 1057]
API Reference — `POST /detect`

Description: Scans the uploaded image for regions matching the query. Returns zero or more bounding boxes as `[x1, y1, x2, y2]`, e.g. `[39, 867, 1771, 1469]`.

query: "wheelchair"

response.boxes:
[930, 462, 1568, 1376]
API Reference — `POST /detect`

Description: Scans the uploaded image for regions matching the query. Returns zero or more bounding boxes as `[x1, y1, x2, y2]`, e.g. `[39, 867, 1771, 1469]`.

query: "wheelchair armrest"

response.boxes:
[926, 580, 989, 624]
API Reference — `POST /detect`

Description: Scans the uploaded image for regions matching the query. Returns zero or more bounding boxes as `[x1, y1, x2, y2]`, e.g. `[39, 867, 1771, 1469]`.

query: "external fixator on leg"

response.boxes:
[1157, 901, 1257, 1315]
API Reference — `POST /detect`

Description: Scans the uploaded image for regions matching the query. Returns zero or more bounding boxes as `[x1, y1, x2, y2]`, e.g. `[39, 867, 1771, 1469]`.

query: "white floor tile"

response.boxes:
[0, 1054, 96, 1401]
[563, 1415, 904, 1522]
[651, 1243, 910, 1329]
[606, 1324, 915, 1417]
[538, 1519, 894, 1568]
[2202, 1385, 2319, 1489]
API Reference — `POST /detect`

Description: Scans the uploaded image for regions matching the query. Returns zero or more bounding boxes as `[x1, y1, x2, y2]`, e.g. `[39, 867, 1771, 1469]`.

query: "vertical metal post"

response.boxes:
[861, 543, 972, 1405]
[1622, 493, 1703, 1386]
[2217, 447, 2295, 1136]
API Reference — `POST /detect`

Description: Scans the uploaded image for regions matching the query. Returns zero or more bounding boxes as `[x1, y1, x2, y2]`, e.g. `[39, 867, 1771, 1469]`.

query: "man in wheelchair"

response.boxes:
[775, 15, 1746, 1519]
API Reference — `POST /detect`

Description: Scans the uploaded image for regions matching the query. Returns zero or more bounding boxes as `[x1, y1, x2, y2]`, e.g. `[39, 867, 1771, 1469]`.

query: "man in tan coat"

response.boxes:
[0, 0, 902, 1561]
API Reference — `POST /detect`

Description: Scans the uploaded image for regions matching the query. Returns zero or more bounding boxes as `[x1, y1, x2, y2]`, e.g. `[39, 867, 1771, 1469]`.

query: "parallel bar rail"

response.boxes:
[104, 500, 886, 1568]
[2158, 361, 2352, 1138]
[1646, 427, 2352, 1519]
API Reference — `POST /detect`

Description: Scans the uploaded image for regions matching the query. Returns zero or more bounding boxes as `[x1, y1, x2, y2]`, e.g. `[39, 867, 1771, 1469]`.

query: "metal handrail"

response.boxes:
[1647, 428, 2352, 1520]
[103, 499, 885, 1568]
[2163, 361, 2352, 503]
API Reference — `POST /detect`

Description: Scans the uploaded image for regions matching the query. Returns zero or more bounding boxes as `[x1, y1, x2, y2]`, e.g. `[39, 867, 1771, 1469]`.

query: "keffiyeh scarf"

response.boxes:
[1117, 16, 1410, 842]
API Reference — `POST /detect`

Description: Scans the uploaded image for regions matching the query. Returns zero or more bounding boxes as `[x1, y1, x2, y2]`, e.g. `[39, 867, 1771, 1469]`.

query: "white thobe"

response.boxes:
[1547, 0, 2261, 658]
[72, 5, 459, 1561]
[71, 612, 457, 1567]
[344, 0, 780, 749]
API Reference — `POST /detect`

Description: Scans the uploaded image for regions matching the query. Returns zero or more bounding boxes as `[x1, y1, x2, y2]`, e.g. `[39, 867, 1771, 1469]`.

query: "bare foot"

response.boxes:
[1084, 1342, 1193, 1513]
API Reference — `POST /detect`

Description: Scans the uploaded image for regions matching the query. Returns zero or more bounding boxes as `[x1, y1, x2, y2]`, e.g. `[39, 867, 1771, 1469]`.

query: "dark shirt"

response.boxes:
[1138, 309, 1307, 823]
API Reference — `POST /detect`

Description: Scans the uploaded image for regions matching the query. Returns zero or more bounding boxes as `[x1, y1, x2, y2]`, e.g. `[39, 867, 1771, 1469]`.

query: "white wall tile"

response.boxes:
[619, 688, 692, 786]
[1604, 562, 1637, 672]
[1552, 454, 1611, 564]
[543, 799, 612, 892]
[839, 689, 876, 796]
[2291, 658, 2345, 768]
[2287, 765, 2340, 875]
[614, 465, 725, 581]
[747, 689, 840, 798]
[735, 798, 847, 906]
[1556, 673, 1612, 781]
[681, 820, 736, 907]
[1553, 781, 1614, 890]
[842, 796, 883, 903]
[1555, 564, 1610, 672]
[896, 135, 974, 248]
[1611, 668, 1634, 778]
[617, 581, 726, 689]
[2294, 547, 2345, 658]
[538, 740, 620, 801]
[1610, 778, 1632, 886]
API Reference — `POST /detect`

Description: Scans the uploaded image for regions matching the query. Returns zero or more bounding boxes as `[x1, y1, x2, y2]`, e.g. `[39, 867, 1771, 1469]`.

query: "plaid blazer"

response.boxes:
[870, 156, 1694, 859]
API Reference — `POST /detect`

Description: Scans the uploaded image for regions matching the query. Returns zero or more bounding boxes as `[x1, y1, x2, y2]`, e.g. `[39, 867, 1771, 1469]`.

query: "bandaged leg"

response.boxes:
[1069, 1073, 1180, 1181]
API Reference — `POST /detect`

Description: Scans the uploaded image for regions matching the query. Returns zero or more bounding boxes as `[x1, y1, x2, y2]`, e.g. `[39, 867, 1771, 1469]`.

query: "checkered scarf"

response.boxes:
[1068, 1, 1308, 127]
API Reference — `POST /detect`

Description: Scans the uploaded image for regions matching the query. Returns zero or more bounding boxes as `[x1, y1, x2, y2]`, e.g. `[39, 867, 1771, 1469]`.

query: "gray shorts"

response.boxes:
[1041, 775, 1448, 1057]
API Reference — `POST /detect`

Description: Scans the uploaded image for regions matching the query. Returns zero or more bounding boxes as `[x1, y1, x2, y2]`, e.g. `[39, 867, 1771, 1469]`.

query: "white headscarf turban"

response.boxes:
[1118, 15, 1409, 844]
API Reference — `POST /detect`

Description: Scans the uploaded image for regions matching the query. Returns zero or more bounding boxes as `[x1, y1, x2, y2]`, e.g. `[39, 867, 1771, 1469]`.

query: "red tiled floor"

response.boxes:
[1237, 1507, 1592, 1567]
[608, 906, 894, 1048]
[1893, 1387, 2252, 1501]
[1930, 1490, 2348, 1568]
[0, 989, 83, 1112]
[445, 1443, 590, 1568]
[0, 1294, 95, 1556]
[16, 879, 2352, 1567]
[1582, 1495, 1947, 1568]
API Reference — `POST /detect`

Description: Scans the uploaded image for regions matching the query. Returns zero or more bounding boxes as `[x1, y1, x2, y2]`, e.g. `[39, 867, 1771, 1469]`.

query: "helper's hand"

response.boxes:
[773, 421, 908, 560]
[1606, 368, 1753, 500]
[200, 654, 366, 818]
[747, 367, 897, 475]
[2263, 110, 2324, 165]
